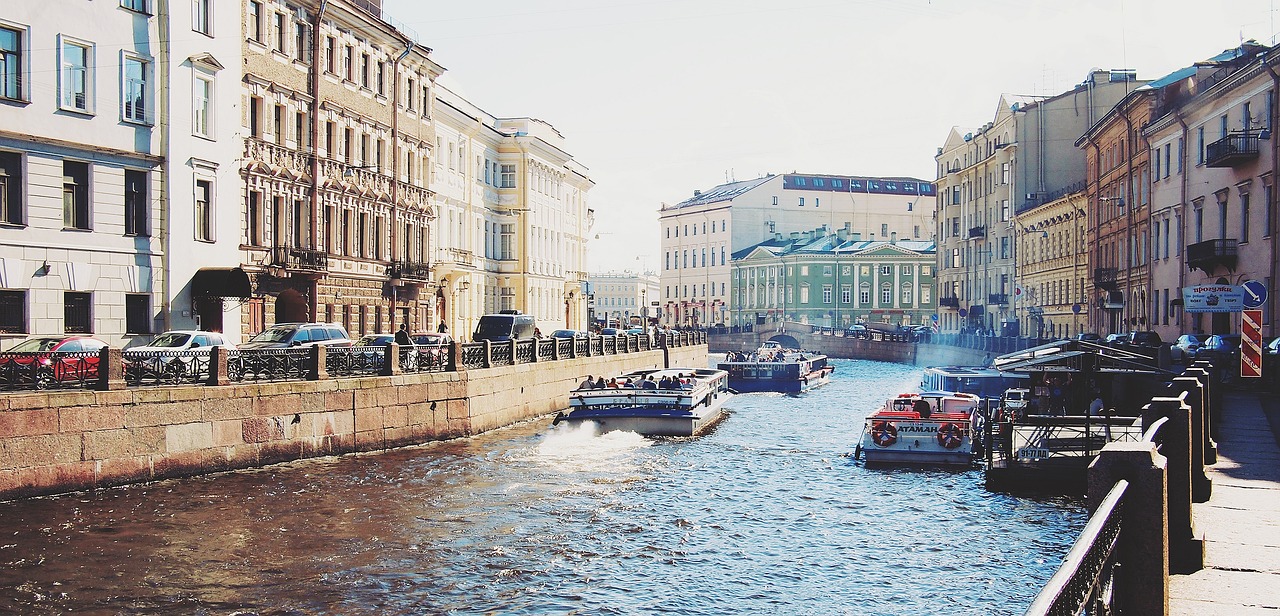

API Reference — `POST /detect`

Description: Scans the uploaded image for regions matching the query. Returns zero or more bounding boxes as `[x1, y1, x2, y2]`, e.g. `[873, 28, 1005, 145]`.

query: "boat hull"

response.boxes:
[727, 369, 831, 393]
[556, 368, 734, 437]
[717, 353, 833, 394]
[556, 395, 729, 437]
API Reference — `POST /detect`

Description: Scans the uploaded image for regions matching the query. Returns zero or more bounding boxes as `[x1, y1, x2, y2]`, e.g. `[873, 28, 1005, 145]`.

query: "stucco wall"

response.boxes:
[0, 344, 706, 501]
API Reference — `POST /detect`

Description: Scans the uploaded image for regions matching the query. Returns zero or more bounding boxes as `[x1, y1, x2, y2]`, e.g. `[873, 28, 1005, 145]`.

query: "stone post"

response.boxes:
[1148, 395, 1204, 574]
[450, 342, 463, 372]
[1087, 442, 1168, 616]
[483, 340, 493, 368]
[1183, 364, 1217, 464]
[206, 346, 230, 386]
[96, 347, 125, 391]
[529, 339, 540, 363]
[308, 345, 327, 381]
[1169, 375, 1212, 502]
[1190, 360, 1221, 445]
[381, 343, 400, 376]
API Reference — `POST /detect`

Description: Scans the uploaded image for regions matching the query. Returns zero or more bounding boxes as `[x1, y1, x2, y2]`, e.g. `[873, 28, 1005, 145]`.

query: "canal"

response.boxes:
[0, 358, 1084, 615]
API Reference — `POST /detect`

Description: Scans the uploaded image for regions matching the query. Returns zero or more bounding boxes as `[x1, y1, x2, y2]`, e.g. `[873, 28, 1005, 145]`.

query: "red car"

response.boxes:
[1, 336, 108, 389]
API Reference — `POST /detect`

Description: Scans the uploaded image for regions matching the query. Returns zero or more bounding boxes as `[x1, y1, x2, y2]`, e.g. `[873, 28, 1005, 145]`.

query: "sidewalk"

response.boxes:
[1168, 390, 1280, 615]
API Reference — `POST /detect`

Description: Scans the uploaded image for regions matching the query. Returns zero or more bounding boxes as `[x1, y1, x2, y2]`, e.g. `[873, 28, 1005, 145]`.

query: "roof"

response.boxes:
[668, 176, 775, 209]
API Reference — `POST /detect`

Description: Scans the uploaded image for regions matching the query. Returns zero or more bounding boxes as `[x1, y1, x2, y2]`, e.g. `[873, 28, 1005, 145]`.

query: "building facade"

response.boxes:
[1013, 191, 1089, 339]
[730, 227, 936, 329]
[1145, 42, 1277, 340]
[587, 271, 658, 329]
[659, 173, 934, 328]
[935, 70, 1146, 336]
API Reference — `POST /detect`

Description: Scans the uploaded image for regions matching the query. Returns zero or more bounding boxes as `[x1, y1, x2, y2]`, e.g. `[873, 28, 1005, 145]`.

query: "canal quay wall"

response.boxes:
[711, 329, 988, 366]
[0, 344, 706, 501]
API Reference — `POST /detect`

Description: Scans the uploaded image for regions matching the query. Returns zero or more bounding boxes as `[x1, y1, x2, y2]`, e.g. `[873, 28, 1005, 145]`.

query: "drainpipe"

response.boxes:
[308, 0, 328, 321]
[389, 39, 413, 329]
[1264, 57, 1280, 337]
[1122, 108, 1137, 332]
[1083, 134, 1102, 334]
[156, 0, 171, 331]
[1174, 111, 1191, 334]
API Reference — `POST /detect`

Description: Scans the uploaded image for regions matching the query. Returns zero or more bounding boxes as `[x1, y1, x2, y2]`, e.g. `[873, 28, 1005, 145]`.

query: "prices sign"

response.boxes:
[1242, 309, 1263, 379]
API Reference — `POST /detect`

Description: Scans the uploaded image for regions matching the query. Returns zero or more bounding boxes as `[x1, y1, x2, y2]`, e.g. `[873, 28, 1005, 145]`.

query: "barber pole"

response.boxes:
[1242, 309, 1263, 378]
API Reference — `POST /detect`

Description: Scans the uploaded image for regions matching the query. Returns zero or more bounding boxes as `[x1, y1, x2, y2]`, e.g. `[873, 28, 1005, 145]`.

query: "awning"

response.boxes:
[191, 267, 252, 299]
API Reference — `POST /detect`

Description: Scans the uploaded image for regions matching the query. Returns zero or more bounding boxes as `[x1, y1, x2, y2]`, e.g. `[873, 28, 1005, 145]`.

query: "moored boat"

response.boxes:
[717, 341, 834, 393]
[551, 368, 733, 437]
[856, 391, 982, 466]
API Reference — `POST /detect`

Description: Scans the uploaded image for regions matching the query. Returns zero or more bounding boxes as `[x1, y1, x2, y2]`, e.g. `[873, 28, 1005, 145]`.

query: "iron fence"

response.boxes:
[123, 349, 214, 386]
[0, 350, 101, 390]
[228, 348, 312, 382]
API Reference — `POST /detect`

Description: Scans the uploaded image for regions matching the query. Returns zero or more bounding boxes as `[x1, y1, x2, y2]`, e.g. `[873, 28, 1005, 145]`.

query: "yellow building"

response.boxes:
[1014, 192, 1089, 338]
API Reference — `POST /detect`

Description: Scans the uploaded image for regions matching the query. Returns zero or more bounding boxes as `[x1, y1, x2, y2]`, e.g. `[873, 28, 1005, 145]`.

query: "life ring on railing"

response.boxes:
[937, 422, 965, 449]
[870, 421, 898, 447]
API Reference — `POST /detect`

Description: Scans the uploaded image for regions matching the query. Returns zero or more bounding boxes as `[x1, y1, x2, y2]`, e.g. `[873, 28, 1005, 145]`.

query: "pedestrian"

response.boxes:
[437, 321, 448, 334]
[1088, 396, 1104, 417]
[395, 322, 412, 346]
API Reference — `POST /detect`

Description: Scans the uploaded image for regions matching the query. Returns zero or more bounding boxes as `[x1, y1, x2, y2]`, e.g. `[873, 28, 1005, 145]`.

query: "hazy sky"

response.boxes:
[385, 0, 1279, 273]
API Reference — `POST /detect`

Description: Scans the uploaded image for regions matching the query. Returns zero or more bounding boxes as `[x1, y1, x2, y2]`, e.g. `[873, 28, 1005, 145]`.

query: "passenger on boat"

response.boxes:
[641, 376, 658, 390]
[913, 398, 932, 419]
[658, 375, 672, 389]
[680, 375, 694, 389]
[1088, 396, 1104, 417]
[607, 378, 620, 388]
[622, 378, 635, 388]
[579, 375, 596, 390]
[595, 376, 606, 389]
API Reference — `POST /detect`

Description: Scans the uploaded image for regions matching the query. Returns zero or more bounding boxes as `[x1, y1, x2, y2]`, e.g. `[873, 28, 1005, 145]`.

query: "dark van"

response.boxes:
[474, 312, 537, 342]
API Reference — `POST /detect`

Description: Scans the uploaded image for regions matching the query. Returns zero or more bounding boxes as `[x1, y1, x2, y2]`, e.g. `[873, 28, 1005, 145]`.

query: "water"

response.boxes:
[0, 358, 1084, 615]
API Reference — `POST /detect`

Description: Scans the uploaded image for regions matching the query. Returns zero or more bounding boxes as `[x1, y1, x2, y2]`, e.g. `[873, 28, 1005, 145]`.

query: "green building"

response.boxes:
[730, 227, 936, 329]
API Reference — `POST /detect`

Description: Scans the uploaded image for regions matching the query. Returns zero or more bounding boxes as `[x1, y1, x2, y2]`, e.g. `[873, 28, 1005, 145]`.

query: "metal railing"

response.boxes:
[0, 350, 102, 391]
[123, 349, 214, 386]
[1025, 480, 1129, 615]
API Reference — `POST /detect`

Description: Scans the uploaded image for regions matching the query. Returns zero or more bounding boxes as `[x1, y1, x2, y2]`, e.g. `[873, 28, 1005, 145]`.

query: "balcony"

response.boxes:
[968, 225, 986, 239]
[988, 293, 1009, 305]
[939, 296, 960, 308]
[1093, 267, 1118, 291]
[389, 259, 430, 283]
[271, 246, 328, 276]
[1186, 239, 1238, 274]
[1205, 133, 1262, 168]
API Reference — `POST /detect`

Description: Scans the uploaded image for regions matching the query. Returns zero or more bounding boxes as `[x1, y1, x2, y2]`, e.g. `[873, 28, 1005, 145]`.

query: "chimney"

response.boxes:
[837, 228, 848, 241]
[852, 232, 862, 241]
[693, 190, 701, 197]
[891, 232, 898, 243]
[790, 232, 800, 241]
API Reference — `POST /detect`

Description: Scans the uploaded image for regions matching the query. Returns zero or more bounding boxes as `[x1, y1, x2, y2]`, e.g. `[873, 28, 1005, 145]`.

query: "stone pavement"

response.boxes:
[1169, 390, 1280, 615]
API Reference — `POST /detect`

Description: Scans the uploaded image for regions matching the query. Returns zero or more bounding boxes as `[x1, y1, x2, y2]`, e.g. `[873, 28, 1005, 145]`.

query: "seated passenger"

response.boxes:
[658, 375, 672, 389]
[607, 378, 619, 388]
[913, 398, 932, 419]
[595, 376, 606, 389]
[579, 375, 595, 390]
[642, 376, 658, 390]
[622, 378, 636, 388]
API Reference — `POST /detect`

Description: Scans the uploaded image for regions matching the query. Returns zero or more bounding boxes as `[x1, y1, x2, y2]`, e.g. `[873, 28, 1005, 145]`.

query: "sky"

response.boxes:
[384, 0, 1280, 274]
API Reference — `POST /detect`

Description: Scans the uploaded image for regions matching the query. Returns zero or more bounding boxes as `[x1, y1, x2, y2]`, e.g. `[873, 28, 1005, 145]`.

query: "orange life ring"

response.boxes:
[871, 421, 898, 447]
[937, 422, 965, 449]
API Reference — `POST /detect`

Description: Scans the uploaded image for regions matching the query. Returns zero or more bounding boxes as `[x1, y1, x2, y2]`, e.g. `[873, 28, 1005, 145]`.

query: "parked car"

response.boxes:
[0, 335, 108, 389]
[123, 330, 235, 382]
[844, 324, 869, 339]
[351, 334, 411, 371]
[1123, 331, 1165, 348]
[473, 312, 537, 342]
[412, 332, 454, 368]
[600, 327, 621, 336]
[1171, 334, 1207, 362]
[625, 327, 646, 336]
[1073, 333, 1102, 343]
[549, 329, 587, 340]
[239, 323, 352, 349]
[1200, 334, 1241, 363]
[1102, 333, 1126, 345]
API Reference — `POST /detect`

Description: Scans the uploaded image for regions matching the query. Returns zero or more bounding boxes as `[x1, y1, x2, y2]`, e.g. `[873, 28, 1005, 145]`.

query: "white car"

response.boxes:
[124, 330, 236, 382]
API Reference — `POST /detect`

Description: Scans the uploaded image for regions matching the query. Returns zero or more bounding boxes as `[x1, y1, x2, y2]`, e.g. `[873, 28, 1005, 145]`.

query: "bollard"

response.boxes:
[1087, 442, 1169, 616]
[381, 342, 400, 376]
[483, 339, 493, 368]
[96, 346, 126, 391]
[1186, 363, 1218, 464]
[1170, 375, 1212, 502]
[1147, 396, 1204, 574]
[207, 346, 230, 386]
[308, 345, 327, 381]
[449, 341, 462, 372]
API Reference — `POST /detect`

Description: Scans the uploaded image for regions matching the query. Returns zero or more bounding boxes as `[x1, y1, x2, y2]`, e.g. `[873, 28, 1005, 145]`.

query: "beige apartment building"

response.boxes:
[1145, 42, 1278, 340]
[935, 70, 1145, 336]
[659, 173, 934, 328]
[1013, 192, 1089, 339]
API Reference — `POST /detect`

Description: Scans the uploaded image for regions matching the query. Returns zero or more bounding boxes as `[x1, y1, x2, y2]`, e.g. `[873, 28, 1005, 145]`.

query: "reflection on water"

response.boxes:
[0, 359, 1083, 615]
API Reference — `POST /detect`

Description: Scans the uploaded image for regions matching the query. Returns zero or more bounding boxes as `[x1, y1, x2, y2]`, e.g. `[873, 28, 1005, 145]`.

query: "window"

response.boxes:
[124, 170, 147, 236]
[360, 53, 369, 88]
[859, 288, 870, 304]
[193, 74, 212, 137]
[193, 0, 211, 35]
[194, 178, 213, 241]
[1241, 192, 1251, 242]
[0, 25, 23, 101]
[0, 151, 23, 225]
[273, 12, 285, 53]
[500, 164, 516, 188]
[881, 223, 888, 237]
[125, 293, 150, 334]
[64, 292, 92, 333]
[841, 285, 851, 304]
[273, 103, 283, 144]
[247, 191, 262, 245]
[121, 0, 149, 12]
[822, 285, 832, 304]
[376, 61, 385, 95]
[293, 21, 309, 62]
[248, 0, 262, 41]
[881, 286, 892, 304]
[0, 290, 24, 333]
[122, 55, 148, 123]
[63, 161, 89, 230]
[499, 223, 514, 259]
[60, 38, 91, 112]
[1196, 127, 1205, 165]
[880, 265, 891, 275]
[901, 286, 912, 304]
[798, 197, 804, 206]
[406, 77, 414, 110]
[325, 36, 335, 73]
[343, 45, 352, 81]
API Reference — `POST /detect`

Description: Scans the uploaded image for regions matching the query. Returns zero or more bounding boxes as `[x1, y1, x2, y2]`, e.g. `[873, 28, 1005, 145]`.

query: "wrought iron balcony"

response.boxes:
[1186, 239, 1238, 274]
[968, 225, 986, 239]
[988, 293, 1009, 305]
[271, 246, 327, 274]
[939, 296, 960, 308]
[1093, 267, 1118, 291]
[389, 259, 430, 282]
[1205, 133, 1262, 168]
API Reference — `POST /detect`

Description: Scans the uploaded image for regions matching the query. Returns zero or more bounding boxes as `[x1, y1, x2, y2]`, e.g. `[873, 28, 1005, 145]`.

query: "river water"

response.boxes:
[0, 358, 1084, 615]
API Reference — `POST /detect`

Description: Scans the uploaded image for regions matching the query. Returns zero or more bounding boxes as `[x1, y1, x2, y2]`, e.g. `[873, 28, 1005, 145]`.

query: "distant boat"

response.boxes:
[855, 391, 982, 467]
[717, 341, 834, 393]
[552, 368, 733, 437]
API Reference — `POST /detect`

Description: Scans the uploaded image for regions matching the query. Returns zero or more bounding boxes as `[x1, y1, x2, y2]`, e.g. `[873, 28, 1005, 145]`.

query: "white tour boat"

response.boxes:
[552, 368, 733, 437]
[855, 391, 982, 466]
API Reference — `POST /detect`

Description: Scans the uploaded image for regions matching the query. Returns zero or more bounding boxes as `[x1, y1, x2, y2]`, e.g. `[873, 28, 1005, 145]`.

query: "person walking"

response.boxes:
[395, 323, 412, 346]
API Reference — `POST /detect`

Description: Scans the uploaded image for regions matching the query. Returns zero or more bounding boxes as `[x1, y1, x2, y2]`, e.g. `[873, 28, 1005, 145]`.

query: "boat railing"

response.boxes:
[1024, 362, 1215, 615]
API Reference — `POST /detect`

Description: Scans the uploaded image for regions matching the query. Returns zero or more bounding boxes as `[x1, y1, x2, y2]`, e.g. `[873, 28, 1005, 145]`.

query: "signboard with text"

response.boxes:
[1242, 309, 1263, 378]
[1181, 285, 1244, 313]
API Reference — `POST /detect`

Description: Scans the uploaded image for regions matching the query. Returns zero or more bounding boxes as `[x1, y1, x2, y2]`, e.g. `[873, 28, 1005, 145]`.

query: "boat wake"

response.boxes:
[534, 421, 652, 468]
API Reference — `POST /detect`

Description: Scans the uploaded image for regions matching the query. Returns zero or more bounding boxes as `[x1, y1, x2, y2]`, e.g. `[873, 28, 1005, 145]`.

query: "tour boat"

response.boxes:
[552, 368, 733, 437]
[855, 391, 982, 466]
[716, 341, 835, 393]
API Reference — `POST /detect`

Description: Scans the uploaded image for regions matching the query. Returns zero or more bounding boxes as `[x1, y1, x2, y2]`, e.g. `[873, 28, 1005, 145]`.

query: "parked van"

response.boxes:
[473, 312, 537, 342]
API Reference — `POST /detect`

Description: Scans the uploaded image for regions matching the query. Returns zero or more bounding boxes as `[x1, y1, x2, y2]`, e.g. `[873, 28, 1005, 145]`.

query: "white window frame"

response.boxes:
[193, 70, 214, 138]
[121, 52, 150, 125]
[192, 0, 212, 36]
[58, 35, 93, 114]
[0, 21, 28, 102]
[120, 0, 150, 13]
[192, 162, 217, 242]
